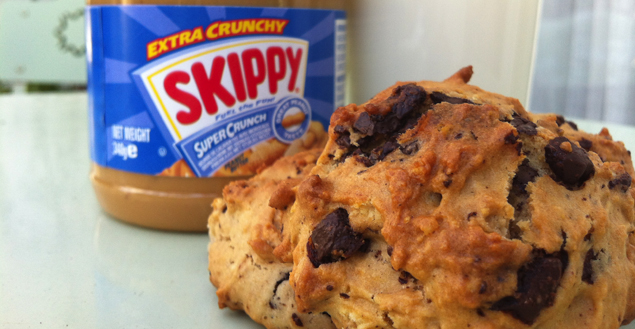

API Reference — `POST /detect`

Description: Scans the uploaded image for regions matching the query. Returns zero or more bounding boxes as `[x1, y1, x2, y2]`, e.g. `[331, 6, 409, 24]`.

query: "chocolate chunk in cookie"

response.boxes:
[372, 140, 399, 161]
[430, 91, 475, 105]
[578, 138, 592, 152]
[544, 137, 595, 190]
[389, 84, 428, 119]
[353, 112, 375, 135]
[398, 271, 416, 285]
[355, 154, 375, 167]
[335, 133, 351, 149]
[337, 84, 429, 165]
[556, 115, 566, 127]
[307, 208, 367, 267]
[509, 113, 538, 136]
[582, 249, 598, 284]
[399, 141, 419, 155]
[373, 115, 401, 135]
[567, 120, 578, 131]
[269, 272, 291, 309]
[504, 131, 519, 145]
[512, 160, 539, 195]
[292, 313, 304, 327]
[555, 115, 579, 130]
[359, 84, 427, 137]
[608, 173, 632, 192]
[508, 160, 540, 239]
[491, 249, 568, 325]
[334, 125, 348, 134]
[374, 84, 428, 136]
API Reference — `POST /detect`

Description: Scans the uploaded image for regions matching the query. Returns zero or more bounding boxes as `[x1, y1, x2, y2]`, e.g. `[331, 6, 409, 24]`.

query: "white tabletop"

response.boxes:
[1, 92, 634, 328]
[0, 93, 262, 329]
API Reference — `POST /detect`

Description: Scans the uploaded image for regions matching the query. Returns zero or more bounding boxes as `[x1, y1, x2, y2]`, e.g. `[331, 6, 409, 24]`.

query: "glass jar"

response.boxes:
[87, 0, 347, 231]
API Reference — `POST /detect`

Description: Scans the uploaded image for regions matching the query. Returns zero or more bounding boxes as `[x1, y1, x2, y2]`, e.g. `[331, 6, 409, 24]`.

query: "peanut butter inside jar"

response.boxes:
[89, 0, 346, 231]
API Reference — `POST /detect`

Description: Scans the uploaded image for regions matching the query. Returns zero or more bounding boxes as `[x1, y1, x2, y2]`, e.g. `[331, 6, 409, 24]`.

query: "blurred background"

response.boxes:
[0, 0, 634, 124]
[0, 0, 86, 92]
[530, 0, 635, 124]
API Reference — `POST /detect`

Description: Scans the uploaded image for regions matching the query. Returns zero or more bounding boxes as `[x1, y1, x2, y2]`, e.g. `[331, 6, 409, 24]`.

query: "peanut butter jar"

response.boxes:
[86, 0, 347, 231]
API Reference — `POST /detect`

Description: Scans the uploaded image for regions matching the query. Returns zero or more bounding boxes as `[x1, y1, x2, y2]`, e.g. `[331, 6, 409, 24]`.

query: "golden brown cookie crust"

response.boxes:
[284, 67, 635, 328]
[209, 66, 635, 329]
[208, 148, 336, 329]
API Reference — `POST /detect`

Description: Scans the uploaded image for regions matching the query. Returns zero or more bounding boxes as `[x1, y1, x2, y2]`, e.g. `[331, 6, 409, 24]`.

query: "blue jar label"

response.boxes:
[87, 6, 346, 177]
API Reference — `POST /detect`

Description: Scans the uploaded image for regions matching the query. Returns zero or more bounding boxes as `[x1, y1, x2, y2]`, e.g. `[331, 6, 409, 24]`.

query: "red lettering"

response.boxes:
[266, 46, 286, 94]
[163, 44, 306, 126]
[164, 71, 202, 125]
[191, 58, 236, 115]
[227, 52, 246, 102]
[286, 47, 302, 92]
[241, 48, 266, 99]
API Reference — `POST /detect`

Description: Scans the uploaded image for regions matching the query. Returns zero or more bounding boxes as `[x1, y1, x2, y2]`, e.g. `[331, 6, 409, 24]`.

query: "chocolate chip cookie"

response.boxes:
[209, 66, 635, 329]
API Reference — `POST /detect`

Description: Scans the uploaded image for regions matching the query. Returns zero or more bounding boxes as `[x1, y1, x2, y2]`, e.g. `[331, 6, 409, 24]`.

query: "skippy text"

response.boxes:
[162, 44, 303, 124]
[140, 37, 308, 142]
